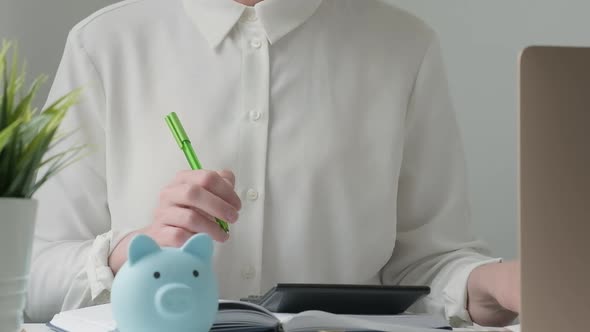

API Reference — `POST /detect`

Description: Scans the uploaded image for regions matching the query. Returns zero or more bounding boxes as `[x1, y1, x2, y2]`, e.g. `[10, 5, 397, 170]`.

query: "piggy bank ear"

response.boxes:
[128, 234, 161, 265]
[181, 234, 214, 263]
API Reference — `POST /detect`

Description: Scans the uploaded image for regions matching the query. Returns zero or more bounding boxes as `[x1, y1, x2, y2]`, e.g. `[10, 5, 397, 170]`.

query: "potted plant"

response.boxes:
[0, 40, 86, 332]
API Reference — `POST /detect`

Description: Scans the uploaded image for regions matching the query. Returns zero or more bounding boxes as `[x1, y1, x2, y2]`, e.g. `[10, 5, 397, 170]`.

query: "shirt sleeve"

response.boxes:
[380, 31, 501, 326]
[25, 29, 115, 323]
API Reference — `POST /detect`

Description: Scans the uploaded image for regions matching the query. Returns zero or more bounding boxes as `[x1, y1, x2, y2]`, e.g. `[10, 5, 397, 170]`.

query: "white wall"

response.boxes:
[386, 0, 590, 259]
[0, 0, 118, 103]
[3, 0, 590, 260]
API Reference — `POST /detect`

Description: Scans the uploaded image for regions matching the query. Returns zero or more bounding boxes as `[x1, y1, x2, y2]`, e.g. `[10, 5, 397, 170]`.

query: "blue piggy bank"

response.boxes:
[111, 234, 219, 332]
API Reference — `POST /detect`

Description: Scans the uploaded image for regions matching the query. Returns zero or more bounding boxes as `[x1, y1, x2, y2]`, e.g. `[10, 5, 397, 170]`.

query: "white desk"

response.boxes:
[23, 325, 52, 332]
[23, 323, 521, 332]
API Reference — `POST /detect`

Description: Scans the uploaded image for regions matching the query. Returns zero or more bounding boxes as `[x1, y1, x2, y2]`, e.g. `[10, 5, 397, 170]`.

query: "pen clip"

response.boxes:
[165, 112, 190, 149]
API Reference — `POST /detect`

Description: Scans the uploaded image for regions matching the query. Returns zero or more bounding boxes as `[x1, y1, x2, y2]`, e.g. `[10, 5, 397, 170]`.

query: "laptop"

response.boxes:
[519, 46, 590, 331]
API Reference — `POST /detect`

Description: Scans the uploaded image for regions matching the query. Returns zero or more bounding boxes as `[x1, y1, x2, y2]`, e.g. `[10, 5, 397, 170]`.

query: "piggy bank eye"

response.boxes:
[192, 270, 199, 278]
[153, 272, 161, 279]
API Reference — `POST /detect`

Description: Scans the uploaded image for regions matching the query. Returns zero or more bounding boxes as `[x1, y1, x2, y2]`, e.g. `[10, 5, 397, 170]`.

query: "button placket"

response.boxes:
[246, 189, 259, 201]
[241, 265, 256, 280]
[245, 12, 257, 22]
[250, 38, 262, 49]
[240, 7, 258, 23]
[249, 110, 262, 122]
[235, 17, 269, 296]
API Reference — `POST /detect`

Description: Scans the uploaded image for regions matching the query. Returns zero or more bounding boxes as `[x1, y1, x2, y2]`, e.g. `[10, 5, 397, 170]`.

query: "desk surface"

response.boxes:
[23, 325, 52, 332]
[23, 323, 521, 332]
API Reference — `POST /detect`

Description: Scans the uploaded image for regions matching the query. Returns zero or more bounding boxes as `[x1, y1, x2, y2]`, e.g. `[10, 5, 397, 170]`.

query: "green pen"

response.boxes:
[165, 112, 230, 233]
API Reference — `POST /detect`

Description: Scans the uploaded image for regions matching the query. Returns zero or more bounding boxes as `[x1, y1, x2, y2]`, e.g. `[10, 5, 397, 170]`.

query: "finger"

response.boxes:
[160, 183, 239, 223]
[217, 169, 236, 188]
[158, 206, 229, 242]
[173, 170, 242, 210]
[155, 203, 214, 226]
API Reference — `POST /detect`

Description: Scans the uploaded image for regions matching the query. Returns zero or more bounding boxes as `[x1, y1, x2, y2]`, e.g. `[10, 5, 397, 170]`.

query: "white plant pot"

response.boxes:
[0, 198, 37, 332]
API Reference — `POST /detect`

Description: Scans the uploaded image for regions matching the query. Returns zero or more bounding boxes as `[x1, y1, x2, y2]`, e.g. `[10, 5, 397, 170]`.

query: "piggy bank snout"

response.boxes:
[155, 283, 195, 316]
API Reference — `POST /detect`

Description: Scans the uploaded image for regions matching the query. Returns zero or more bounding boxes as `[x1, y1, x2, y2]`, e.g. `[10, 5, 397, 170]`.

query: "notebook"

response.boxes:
[47, 300, 452, 332]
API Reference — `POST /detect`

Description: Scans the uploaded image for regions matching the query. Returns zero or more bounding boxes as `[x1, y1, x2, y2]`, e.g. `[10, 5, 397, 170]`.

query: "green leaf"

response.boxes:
[14, 75, 46, 122]
[16, 119, 57, 172]
[39, 144, 86, 169]
[0, 126, 22, 196]
[18, 113, 51, 147]
[28, 146, 89, 198]
[0, 40, 11, 79]
[16, 90, 80, 172]
[7, 127, 53, 196]
[0, 118, 21, 152]
[48, 128, 80, 151]
[5, 43, 21, 119]
[1, 67, 9, 130]
[43, 88, 82, 115]
[0, 39, 87, 199]
[0, 42, 10, 127]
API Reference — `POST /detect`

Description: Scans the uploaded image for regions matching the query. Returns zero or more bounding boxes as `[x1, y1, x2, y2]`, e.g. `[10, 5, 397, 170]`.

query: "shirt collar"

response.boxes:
[182, 0, 323, 48]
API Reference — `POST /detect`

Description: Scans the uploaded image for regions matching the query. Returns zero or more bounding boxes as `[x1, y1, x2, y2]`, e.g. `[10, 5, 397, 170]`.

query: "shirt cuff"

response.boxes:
[443, 257, 502, 326]
[85, 228, 136, 304]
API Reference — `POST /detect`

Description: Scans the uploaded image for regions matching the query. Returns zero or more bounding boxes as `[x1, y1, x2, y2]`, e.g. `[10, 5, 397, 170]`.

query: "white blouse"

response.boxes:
[26, 0, 499, 324]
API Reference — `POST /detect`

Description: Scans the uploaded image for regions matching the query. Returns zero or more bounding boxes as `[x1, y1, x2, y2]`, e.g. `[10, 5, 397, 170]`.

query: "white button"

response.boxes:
[249, 110, 262, 121]
[241, 265, 256, 280]
[245, 12, 258, 22]
[246, 189, 259, 201]
[250, 38, 262, 49]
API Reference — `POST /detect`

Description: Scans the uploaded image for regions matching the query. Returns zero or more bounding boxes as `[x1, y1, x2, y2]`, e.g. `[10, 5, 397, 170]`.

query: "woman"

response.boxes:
[27, 0, 519, 326]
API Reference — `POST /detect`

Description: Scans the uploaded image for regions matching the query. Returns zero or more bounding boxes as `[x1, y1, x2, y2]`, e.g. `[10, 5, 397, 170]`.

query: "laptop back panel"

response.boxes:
[519, 46, 590, 331]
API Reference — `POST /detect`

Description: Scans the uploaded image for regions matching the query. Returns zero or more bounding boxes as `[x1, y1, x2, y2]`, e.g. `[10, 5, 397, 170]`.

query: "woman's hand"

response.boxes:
[467, 260, 521, 327]
[108, 169, 241, 274]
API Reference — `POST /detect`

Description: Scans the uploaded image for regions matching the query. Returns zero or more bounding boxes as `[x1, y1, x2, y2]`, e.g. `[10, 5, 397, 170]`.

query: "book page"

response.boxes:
[271, 312, 296, 323]
[284, 311, 450, 332]
[49, 301, 279, 332]
[219, 300, 276, 316]
[49, 304, 117, 332]
[454, 326, 518, 332]
[215, 300, 278, 329]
